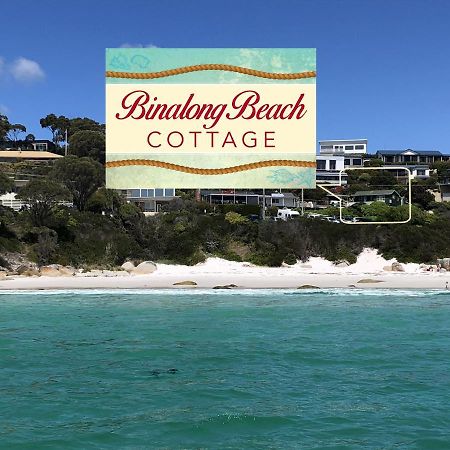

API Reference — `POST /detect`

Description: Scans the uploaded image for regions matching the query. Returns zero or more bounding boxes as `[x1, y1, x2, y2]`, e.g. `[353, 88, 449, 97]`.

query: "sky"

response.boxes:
[1, 0, 449, 153]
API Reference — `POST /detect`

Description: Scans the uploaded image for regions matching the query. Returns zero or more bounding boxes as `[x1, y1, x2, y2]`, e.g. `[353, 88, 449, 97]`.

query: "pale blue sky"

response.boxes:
[1, 0, 449, 153]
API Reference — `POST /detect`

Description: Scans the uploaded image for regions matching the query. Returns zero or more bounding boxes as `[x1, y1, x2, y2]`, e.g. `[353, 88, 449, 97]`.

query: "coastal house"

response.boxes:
[386, 165, 432, 182]
[352, 189, 403, 206]
[0, 191, 73, 211]
[0, 139, 56, 152]
[376, 149, 449, 165]
[0, 192, 25, 211]
[201, 190, 257, 205]
[201, 190, 299, 208]
[407, 165, 432, 179]
[438, 170, 450, 202]
[31, 140, 56, 152]
[120, 188, 177, 214]
[316, 155, 348, 184]
[319, 139, 368, 155]
[317, 139, 368, 184]
[269, 192, 298, 208]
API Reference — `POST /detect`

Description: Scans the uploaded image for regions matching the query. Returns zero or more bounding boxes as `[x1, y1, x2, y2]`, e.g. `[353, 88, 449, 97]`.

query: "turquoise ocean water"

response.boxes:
[1, 289, 450, 449]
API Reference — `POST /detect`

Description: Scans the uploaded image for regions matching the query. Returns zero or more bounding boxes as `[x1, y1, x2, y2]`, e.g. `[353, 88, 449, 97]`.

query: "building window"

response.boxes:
[345, 145, 354, 150]
[34, 143, 48, 151]
[353, 159, 362, 166]
[164, 188, 175, 196]
[155, 189, 164, 197]
[317, 160, 326, 170]
[344, 158, 350, 165]
[140, 189, 148, 197]
[321, 145, 332, 149]
[329, 160, 336, 170]
[355, 145, 365, 150]
[130, 189, 140, 198]
[417, 170, 425, 176]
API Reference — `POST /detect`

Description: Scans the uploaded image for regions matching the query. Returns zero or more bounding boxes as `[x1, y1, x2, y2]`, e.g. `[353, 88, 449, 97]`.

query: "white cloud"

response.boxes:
[119, 43, 158, 48]
[9, 57, 45, 82]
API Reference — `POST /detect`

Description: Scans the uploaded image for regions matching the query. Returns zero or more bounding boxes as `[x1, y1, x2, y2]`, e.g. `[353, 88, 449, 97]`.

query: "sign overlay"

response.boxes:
[106, 48, 316, 188]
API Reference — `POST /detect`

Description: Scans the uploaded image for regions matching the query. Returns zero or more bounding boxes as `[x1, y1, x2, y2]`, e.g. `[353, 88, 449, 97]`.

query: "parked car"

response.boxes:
[276, 208, 301, 221]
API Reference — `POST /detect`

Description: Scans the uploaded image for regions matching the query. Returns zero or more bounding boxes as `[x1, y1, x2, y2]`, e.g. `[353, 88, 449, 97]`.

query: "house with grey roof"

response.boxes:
[352, 189, 403, 206]
[376, 149, 449, 165]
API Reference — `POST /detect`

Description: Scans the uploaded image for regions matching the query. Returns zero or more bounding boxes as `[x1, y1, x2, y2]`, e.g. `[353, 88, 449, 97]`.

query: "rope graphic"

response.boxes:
[106, 159, 315, 175]
[106, 64, 316, 80]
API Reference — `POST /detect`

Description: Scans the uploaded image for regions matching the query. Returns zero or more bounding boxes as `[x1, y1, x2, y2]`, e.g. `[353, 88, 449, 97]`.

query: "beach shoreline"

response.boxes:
[1, 248, 450, 291]
[0, 273, 450, 291]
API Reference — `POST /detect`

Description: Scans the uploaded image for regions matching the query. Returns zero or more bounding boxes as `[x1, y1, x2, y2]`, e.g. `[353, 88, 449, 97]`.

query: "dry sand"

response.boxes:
[1, 249, 449, 291]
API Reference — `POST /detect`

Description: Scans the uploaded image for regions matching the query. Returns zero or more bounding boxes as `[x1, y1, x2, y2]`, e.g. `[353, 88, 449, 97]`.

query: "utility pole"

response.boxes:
[301, 188, 304, 216]
[262, 188, 266, 220]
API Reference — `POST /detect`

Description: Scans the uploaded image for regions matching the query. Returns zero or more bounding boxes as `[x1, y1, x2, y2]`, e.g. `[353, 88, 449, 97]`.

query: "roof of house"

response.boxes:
[376, 149, 443, 156]
[319, 139, 368, 144]
[353, 190, 399, 197]
[0, 150, 62, 159]
[202, 190, 259, 196]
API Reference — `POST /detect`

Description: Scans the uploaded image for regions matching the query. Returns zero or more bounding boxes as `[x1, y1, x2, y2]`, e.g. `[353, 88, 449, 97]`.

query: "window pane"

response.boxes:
[130, 189, 140, 198]
[345, 145, 353, 150]
[317, 160, 326, 170]
[165, 188, 175, 196]
[155, 189, 164, 196]
[355, 145, 364, 150]
[141, 189, 148, 197]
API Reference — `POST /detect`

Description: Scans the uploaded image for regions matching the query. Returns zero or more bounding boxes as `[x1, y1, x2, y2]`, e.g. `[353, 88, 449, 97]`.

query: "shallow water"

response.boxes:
[1, 289, 450, 449]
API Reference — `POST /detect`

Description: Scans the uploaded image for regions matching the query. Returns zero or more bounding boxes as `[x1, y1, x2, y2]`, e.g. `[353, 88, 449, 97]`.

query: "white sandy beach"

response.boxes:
[1, 249, 450, 290]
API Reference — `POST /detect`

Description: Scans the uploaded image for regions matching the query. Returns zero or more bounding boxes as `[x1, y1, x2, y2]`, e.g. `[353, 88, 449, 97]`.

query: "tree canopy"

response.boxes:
[40, 114, 70, 145]
[52, 156, 104, 211]
[68, 130, 105, 163]
[0, 114, 11, 141]
[18, 179, 71, 227]
[0, 172, 13, 195]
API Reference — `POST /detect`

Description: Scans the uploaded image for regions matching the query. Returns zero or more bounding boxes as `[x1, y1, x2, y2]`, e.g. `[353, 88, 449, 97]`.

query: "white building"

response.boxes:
[317, 154, 345, 171]
[319, 139, 368, 155]
[0, 193, 24, 211]
[316, 155, 348, 184]
[120, 188, 177, 214]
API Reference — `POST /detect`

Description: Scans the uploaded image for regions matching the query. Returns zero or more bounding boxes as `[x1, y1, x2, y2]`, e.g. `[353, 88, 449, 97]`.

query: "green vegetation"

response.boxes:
[1, 113, 450, 269]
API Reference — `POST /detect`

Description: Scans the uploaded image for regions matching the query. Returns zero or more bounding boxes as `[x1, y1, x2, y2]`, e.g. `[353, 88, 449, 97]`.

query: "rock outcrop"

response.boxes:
[213, 284, 238, 289]
[40, 265, 64, 277]
[132, 261, 157, 274]
[391, 262, 405, 272]
[173, 280, 197, 286]
[121, 261, 135, 272]
[357, 279, 384, 284]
